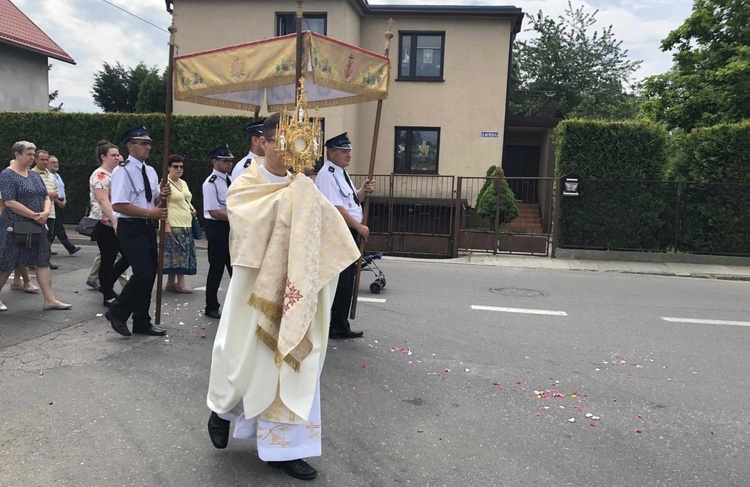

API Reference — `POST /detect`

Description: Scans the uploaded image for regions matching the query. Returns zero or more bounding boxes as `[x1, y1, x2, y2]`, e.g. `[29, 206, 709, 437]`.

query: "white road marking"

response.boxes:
[193, 287, 206, 291]
[661, 317, 750, 327]
[357, 297, 386, 303]
[471, 305, 567, 316]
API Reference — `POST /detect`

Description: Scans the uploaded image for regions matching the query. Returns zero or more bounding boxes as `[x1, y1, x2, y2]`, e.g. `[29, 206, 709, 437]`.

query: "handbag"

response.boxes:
[76, 211, 99, 237]
[12, 221, 43, 248]
[191, 216, 203, 240]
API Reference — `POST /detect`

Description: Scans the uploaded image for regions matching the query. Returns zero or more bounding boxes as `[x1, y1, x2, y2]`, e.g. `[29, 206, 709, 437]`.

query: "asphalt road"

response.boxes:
[1, 244, 748, 486]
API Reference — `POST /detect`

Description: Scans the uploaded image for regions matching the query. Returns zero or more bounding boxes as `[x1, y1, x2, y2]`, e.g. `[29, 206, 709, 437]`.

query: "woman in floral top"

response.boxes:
[89, 141, 129, 306]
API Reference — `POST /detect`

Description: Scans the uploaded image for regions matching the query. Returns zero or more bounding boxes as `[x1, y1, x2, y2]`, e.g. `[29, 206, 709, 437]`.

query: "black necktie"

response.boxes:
[226, 176, 231, 188]
[141, 164, 152, 202]
[343, 171, 360, 205]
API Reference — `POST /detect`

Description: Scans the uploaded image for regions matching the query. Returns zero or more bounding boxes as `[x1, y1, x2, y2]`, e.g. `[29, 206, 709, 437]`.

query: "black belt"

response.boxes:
[119, 218, 158, 226]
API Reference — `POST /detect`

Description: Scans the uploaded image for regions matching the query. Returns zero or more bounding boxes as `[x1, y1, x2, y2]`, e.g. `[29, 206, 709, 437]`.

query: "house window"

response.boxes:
[394, 127, 440, 174]
[276, 13, 327, 36]
[398, 32, 445, 81]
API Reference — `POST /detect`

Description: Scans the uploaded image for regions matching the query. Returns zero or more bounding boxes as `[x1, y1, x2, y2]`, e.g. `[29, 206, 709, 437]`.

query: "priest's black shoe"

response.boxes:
[132, 324, 167, 336]
[105, 310, 131, 337]
[207, 412, 230, 449]
[205, 309, 221, 319]
[268, 459, 317, 481]
[329, 330, 364, 339]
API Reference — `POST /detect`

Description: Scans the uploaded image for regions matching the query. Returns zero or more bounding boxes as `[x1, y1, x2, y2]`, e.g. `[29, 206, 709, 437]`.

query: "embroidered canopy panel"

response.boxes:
[174, 32, 390, 111]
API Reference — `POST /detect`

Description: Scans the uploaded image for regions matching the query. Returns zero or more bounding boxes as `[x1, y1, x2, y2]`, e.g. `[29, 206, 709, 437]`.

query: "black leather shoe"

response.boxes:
[268, 459, 317, 481]
[205, 309, 221, 319]
[69, 246, 82, 255]
[329, 330, 364, 339]
[49, 263, 59, 270]
[132, 325, 167, 336]
[207, 412, 230, 449]
[105, 310, 131, 337]
[50, 251, 58, 255]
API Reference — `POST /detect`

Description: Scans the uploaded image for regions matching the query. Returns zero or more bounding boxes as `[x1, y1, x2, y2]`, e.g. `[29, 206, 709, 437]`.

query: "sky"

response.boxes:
[13, 0, 695, 113]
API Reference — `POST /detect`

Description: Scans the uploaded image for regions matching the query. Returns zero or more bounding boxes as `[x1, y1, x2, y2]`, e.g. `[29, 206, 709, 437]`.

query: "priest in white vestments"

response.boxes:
[206, 113, 360, 481]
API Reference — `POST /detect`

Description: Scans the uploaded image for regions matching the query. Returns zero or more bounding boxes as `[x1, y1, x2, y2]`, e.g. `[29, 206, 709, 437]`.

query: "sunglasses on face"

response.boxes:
[171, 165, 184, 169]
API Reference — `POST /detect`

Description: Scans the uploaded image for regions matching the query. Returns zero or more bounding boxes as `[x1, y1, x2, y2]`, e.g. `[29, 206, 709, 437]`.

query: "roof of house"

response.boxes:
[348, 0, 524, 33]
[0, 0, 75, 64]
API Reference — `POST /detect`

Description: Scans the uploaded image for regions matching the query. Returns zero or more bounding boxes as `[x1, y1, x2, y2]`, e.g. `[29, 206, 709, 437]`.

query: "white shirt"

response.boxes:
[110, 156, 160, 219]
[259, 163, 290, 184]
[202, 169, 231, 219]
[231, 151, 260, 181]
[314, 160, 362, 224]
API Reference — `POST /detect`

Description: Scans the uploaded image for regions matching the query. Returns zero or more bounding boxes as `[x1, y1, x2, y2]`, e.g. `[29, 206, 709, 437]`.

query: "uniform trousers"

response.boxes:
[329, 229, 359, 335]
[52, 207, 77, 253]
[108, 219, 158, 327]
[205, 219, 232, 312]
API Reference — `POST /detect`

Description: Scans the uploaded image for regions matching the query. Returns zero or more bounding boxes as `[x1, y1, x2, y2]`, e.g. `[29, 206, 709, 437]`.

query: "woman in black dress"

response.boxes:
[0, 141, 71, 311]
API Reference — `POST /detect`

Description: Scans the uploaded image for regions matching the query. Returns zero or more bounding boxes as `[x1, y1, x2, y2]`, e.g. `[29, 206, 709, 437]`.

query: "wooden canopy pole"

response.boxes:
[295, 0, 304, 92]
[350, 19, 393, 320]
[155, 19, 177, 325]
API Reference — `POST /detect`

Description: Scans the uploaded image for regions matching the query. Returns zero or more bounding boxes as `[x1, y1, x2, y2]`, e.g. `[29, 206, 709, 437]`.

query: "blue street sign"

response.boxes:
[481, 132, 499, 138]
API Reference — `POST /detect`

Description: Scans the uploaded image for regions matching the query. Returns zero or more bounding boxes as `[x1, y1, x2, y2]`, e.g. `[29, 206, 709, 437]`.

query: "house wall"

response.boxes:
[0, 44, 49, 112]
[172, 1, 514, 180]
[357, 16, 512, 177]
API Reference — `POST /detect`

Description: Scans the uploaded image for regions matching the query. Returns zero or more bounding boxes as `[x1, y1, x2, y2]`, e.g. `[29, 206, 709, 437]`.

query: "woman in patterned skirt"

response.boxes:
[0, 141, 71, 311]
[163, 154, 197, 293]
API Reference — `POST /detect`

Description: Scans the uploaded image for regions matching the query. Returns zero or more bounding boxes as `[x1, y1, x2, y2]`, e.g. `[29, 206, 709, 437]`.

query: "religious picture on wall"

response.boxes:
[423, 49, 433, 65]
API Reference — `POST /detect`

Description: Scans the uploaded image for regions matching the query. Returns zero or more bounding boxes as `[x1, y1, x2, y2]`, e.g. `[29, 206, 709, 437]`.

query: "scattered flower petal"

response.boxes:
[568, 418, 576, 423]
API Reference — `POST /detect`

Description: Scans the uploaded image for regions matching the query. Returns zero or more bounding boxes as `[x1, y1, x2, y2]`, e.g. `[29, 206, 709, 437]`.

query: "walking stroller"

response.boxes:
[362, 252, 386, 294]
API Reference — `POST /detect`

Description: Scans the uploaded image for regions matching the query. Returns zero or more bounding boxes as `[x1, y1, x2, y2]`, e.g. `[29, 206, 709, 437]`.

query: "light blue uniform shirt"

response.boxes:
[110, 156, 160, 219]
[315, 160, 363, 224]
[231, 151, 260, 181]
[54, 173, 66, 200]
[202, 169, 231, 220]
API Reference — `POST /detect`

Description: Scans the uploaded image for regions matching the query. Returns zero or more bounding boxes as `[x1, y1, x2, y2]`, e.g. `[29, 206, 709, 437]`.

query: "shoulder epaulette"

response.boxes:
[244, 160, 251, 168]
[119, 160, 128, 166]
[209, 175, 217, 183]
[328, 166, 335, 173]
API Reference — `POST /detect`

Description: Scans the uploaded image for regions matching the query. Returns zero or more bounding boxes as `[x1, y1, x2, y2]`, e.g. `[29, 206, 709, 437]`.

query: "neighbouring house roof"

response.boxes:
[348, 0, 524, 33]
[0, 0, 75, 64]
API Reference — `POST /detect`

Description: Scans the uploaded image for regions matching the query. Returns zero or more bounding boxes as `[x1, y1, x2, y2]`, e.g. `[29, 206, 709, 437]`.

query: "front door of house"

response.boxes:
[502, 145, 540, 203]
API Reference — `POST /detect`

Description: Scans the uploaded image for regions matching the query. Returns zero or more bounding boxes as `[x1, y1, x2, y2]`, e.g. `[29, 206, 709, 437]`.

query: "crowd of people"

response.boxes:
[1, 116, 375, 481]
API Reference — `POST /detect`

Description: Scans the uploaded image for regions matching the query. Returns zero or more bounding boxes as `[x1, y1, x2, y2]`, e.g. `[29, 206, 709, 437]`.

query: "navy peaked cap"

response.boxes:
[325, 132, 352, 150]
[209, 143, 234, 160]
[122, 125, 152, 144]
[245, 122, 263, 137]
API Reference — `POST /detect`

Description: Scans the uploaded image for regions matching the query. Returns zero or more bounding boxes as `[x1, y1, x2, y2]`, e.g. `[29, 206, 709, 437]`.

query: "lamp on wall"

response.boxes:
[562, 173, 581, 196]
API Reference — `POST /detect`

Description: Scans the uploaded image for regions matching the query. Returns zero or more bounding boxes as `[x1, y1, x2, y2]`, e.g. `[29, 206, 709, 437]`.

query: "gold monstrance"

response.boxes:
[276, 77, 323, 173]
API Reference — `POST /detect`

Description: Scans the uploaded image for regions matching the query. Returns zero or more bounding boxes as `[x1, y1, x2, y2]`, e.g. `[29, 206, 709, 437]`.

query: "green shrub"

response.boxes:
[555, 119, 671, 250]
[476, 165, 519, 224]
[0, 112, 262, 223]
[671, 121, 750, 254]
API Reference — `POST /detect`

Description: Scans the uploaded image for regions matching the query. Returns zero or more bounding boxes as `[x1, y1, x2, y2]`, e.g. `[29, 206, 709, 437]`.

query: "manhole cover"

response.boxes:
[490, 288, 543, 297]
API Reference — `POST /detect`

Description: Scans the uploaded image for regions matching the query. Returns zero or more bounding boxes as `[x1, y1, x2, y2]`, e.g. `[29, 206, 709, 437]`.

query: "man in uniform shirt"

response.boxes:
[202, 144, 234, 319]
[231, 122, 264, 181]
[47, 155, 81, 256]
[105, 126, 170, 337]
[314, 133, 375, 339]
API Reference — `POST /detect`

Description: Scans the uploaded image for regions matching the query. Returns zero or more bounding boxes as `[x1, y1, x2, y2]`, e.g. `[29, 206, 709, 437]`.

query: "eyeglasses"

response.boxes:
[265, 138, 276, 143]
[171, 165, 184, 169]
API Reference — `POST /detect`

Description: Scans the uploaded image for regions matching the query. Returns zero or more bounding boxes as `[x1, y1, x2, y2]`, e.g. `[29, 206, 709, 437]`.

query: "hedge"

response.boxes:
[0, 112, 263, 224]
[671, 122, 750, 254]
[555, 120, 672, 250]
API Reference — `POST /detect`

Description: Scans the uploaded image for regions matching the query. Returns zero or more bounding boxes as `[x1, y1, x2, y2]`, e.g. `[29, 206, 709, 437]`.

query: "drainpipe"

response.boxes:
[501, 24, 517, 173]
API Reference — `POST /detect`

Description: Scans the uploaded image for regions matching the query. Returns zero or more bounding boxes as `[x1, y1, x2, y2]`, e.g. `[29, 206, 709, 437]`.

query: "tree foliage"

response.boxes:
[640, 0, 750, 131]
[92, 62, 166, 113]
[48, 64, 62, 112]
[513, 1, 642, 120]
